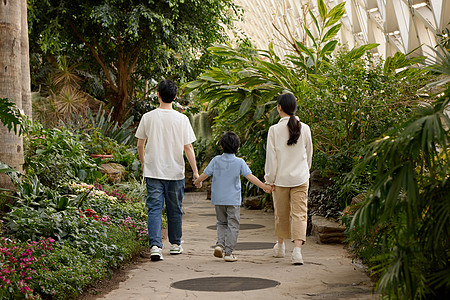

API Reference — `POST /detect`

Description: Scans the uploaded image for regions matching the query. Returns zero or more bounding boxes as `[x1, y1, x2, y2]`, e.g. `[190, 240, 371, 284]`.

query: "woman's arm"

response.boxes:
[304, 125, 313, 169]
[264, 127, 277, 185]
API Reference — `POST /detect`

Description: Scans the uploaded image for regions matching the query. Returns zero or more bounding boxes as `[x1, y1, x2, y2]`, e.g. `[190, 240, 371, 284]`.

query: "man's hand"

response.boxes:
[192, 172, 199, 181]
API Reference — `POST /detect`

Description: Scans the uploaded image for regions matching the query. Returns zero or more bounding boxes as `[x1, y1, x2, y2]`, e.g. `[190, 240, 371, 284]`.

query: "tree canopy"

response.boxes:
[28, 0, 239, 122]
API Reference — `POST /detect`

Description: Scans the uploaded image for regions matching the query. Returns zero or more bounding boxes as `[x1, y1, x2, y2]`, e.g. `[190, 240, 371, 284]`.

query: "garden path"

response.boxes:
[92, 192, 377, 300]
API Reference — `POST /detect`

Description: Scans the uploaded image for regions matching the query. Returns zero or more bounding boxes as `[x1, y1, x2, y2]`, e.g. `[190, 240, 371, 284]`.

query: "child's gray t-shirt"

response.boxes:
[204, 153, 252, 205]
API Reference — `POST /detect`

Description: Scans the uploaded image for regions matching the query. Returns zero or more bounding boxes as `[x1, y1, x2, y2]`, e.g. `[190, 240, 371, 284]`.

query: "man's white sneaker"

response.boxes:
[213, 245, 224, 258]
[170, 244, 183, 255]
[224, 254, 237, 262]
[291, 247, 304, 265]
[273, 242, 285, 258]
[150, 245, 164, 261]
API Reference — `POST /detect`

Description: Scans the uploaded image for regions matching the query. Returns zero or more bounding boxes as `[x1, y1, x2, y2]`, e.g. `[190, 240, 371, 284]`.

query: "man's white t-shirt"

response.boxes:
[135, 108, 196, 180]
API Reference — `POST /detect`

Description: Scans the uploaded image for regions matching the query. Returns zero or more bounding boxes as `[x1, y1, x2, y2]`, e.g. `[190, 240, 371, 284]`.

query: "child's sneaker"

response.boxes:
[213, 245, 224, 258]
[150, 245, 164, 261]
[291, 247, 303, 265]
[273, 242, 285, 258]
[224, 253, 237, 262]
[170, 244, 183, 255]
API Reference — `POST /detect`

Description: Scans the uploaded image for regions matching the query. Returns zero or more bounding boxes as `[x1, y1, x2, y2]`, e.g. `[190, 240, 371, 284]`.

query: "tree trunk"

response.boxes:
[111, 54, 133, 124]
[21, 0, 32, 120]
[0, 0, 24, 189]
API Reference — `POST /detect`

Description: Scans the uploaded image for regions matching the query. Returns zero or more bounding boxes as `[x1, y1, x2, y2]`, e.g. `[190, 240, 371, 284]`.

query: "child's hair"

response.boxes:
[220, 132, 240, 154]
[158, 79, 177, 103]
[277, 93, 301, 145]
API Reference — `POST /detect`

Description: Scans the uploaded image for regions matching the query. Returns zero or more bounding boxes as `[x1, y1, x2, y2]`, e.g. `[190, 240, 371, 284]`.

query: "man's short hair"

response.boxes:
[220, 132, 240, 154]
[158, 79, 177, 103]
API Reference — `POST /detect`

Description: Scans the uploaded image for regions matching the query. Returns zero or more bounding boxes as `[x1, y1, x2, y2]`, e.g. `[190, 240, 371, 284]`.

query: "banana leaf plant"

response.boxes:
[182, 0, 378, 168]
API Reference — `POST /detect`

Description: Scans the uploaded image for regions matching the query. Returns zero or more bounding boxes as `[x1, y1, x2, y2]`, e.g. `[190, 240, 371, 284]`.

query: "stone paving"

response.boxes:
[97, 192, 378, 300]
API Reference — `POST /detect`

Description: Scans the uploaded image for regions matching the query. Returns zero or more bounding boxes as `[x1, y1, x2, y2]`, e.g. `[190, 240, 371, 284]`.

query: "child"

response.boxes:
[194, 132, 272, 262]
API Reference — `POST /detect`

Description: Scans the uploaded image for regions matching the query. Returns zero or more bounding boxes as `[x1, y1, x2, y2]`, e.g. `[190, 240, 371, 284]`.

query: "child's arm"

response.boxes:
[194, 173, 209, 188]
[246, 174, 273, 193]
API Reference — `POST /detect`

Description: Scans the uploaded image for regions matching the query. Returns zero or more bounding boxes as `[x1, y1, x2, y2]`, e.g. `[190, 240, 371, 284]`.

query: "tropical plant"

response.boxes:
[28, 0, 239, 123]
[183, 0, 428, 192]
[183, 1, 361, 177]
[63, 104, 136, 146]
[347, 44, 450, 299]
[0, 98, 22, 135]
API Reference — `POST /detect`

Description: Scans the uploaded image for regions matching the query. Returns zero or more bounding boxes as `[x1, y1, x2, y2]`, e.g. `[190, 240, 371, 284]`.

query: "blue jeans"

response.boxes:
[145, 177, 185, 248]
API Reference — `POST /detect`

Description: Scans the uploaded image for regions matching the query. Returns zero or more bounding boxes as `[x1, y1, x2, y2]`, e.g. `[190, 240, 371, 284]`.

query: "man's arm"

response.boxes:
[184, 143, 199, 180]
[137, 138, 146, 171]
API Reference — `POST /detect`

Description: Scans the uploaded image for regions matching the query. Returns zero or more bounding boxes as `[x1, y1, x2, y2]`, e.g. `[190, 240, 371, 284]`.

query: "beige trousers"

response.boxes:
[272, 181, 309, 242]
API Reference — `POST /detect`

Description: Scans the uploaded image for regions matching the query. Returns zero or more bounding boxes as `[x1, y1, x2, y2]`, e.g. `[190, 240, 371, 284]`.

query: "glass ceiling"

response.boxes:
[232, 0, 450, 60]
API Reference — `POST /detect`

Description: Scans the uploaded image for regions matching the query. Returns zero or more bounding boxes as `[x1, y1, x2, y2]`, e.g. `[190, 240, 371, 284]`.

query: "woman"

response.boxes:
[264, 93, 313, 265]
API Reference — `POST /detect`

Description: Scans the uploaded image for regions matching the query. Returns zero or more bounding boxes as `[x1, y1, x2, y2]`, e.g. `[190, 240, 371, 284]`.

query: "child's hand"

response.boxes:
[262, 184, 273, 193]
[194, 180, 202, 189]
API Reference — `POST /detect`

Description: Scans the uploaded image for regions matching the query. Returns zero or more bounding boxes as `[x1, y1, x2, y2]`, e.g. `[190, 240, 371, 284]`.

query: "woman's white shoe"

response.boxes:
[273, 242, 285, 258]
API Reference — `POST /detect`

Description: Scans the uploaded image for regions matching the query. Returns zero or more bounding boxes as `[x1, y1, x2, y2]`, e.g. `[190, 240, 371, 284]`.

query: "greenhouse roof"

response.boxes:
[233, 0, 450, 59]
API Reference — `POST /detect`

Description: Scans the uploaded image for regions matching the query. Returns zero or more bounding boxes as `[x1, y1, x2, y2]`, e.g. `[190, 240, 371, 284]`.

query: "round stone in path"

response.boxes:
[171, 276, 280, 292]
[235, 242, 274, 250]
[210, 242, 274, 250]
[207, 224, 265, 230]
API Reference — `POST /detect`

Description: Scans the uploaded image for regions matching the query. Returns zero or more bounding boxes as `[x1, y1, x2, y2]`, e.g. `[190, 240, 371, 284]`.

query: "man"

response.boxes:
[136, 79, 199, 261]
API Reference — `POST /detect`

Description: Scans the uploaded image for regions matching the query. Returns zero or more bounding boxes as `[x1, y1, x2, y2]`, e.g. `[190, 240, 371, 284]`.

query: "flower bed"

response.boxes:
[1, 182, 149, 299]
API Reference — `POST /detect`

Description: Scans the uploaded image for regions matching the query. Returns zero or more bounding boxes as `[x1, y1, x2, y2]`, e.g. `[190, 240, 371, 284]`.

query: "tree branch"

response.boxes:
[69, 21, 119, 93]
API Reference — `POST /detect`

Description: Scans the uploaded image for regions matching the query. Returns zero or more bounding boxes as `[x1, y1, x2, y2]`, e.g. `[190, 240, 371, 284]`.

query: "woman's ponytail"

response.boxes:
[277, 93, 302, 145]
[287, 115, 301, 145]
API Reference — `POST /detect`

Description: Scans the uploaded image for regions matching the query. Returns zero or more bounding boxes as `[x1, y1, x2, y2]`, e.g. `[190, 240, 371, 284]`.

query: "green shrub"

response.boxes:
[346, 89, 450, 298]
[23, 122, 102, 188]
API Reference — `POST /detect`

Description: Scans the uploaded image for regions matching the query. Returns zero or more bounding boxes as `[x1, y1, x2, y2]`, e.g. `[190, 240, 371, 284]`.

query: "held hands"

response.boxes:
[194, 179, 202, 189]
[262, 184, 274, 193]
[193, 173, 202, 189]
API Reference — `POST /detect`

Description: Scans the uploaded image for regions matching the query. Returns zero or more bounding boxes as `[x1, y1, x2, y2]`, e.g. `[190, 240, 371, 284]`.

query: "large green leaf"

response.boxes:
[325, 2, 346, 28]
[184, 80, 203, 89]
[295, 40, 314, 57]
[309, 9, 320, 32]
[304, 25, 317, 48]
[317, 0, 327, 24]
[346, 43, 379, 60]
[320, 40, 338, 56]
[0, 98, 22, 135]
[253, 105, 265, 120]
[321, 24, 341, 43]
